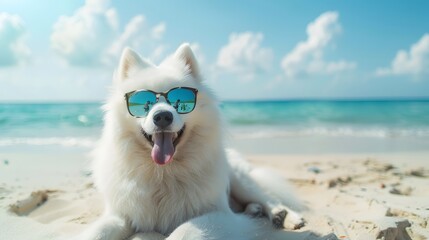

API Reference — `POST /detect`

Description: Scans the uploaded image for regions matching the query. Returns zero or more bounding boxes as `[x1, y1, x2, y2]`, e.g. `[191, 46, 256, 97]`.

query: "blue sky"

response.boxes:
[0, 0, 428, 101]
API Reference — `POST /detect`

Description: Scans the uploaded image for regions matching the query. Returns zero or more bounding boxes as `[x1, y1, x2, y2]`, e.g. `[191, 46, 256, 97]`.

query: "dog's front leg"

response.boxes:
[77, 214, 133, 240]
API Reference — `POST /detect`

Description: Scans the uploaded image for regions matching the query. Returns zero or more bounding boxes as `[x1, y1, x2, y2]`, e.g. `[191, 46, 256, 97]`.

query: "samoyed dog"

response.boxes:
[80, 44, 305, 240]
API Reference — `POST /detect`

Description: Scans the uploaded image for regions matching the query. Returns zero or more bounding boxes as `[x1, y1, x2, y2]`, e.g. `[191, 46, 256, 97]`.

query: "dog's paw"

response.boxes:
[283, 210, 305, 230]
[272, 209, 287, 229]
[271, 208, 305, 230]
[244, 203, 264, 218]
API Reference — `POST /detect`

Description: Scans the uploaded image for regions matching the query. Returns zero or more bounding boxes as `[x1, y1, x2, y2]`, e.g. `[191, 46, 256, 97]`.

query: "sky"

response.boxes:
[0, 0, 429, 102]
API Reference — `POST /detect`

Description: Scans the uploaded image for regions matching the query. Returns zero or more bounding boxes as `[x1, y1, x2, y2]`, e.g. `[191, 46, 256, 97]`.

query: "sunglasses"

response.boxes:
[125, 87, 198, 117]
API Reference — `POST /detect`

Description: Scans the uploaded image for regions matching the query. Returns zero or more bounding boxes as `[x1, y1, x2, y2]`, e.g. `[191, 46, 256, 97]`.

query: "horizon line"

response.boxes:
[1, 96, 429, 104]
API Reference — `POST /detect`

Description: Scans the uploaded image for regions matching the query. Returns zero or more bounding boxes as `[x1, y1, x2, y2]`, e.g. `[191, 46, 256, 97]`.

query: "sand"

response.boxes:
[250, 153, 429, 240]
[1, 151, 428, 240]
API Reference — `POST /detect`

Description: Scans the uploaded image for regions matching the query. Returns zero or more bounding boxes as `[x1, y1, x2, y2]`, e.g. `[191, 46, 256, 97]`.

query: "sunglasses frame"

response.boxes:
[124, 87, 199, 117]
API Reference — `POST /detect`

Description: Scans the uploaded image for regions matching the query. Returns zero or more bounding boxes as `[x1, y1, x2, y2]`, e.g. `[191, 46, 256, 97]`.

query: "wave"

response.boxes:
[0, 137, 97, 148]
[231, 127, 429, 139]
[1, 127, 429, 148]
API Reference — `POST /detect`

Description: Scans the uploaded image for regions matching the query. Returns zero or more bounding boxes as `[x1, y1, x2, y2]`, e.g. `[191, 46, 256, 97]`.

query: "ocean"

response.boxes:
[1, 100, 429, 153]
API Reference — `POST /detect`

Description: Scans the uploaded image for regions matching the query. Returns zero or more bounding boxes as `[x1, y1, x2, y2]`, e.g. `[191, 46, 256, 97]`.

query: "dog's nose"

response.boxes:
[153, 110, 173, 128]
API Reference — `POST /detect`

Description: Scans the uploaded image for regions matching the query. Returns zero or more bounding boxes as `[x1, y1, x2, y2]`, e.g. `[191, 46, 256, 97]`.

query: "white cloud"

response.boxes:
[281, 11, 355, 78]
[151, 22, 166, 40]
[86, 0, 110, 11]
[105, 8, 119, 30]
[149, 44, 167, 62]
[0, 12, 30, 66]
[107, 15, 145, 58]
[50, 0, 165, 67]
[50, 0, 117, 66]
[376, 34, 429, 78]
[216, 32, 273, 80]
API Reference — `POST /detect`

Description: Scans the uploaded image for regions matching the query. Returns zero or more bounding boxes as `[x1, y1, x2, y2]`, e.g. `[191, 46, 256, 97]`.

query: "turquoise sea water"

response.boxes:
[1, 100, 429, 150]
[222, 100, 429, 139]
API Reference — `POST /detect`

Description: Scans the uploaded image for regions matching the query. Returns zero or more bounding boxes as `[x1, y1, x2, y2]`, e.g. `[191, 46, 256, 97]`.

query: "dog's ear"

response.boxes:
[174, 43, 201, 79]
[118, 47, 151, 80]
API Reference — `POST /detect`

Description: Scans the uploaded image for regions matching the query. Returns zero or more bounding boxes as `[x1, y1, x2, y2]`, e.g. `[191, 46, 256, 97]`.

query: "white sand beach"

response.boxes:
[1, 145, 428, 240]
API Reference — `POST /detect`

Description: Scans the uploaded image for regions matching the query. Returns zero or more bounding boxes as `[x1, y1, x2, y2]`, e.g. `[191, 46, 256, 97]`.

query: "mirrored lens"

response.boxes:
[167, 88, 196, 113]
[127, 91, 157, 117]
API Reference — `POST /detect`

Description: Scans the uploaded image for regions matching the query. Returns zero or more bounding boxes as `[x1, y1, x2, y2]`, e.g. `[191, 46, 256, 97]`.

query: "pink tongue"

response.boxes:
[151, 132, 175, 165]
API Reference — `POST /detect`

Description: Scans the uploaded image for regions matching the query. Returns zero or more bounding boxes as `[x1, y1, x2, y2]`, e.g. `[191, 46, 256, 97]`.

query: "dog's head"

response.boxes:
[106, 44, 220, 166]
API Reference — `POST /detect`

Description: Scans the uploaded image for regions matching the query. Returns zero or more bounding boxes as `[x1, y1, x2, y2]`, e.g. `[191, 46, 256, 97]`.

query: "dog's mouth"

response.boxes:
[141, 126, 185, 165]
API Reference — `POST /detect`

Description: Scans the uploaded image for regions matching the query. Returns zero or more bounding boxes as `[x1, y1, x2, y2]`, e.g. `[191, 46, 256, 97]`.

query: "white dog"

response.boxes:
[80, 44, 305, 240]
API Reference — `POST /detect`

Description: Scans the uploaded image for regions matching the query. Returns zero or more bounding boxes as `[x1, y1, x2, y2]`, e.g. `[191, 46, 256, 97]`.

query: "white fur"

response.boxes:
[78, 44, 304, 240]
